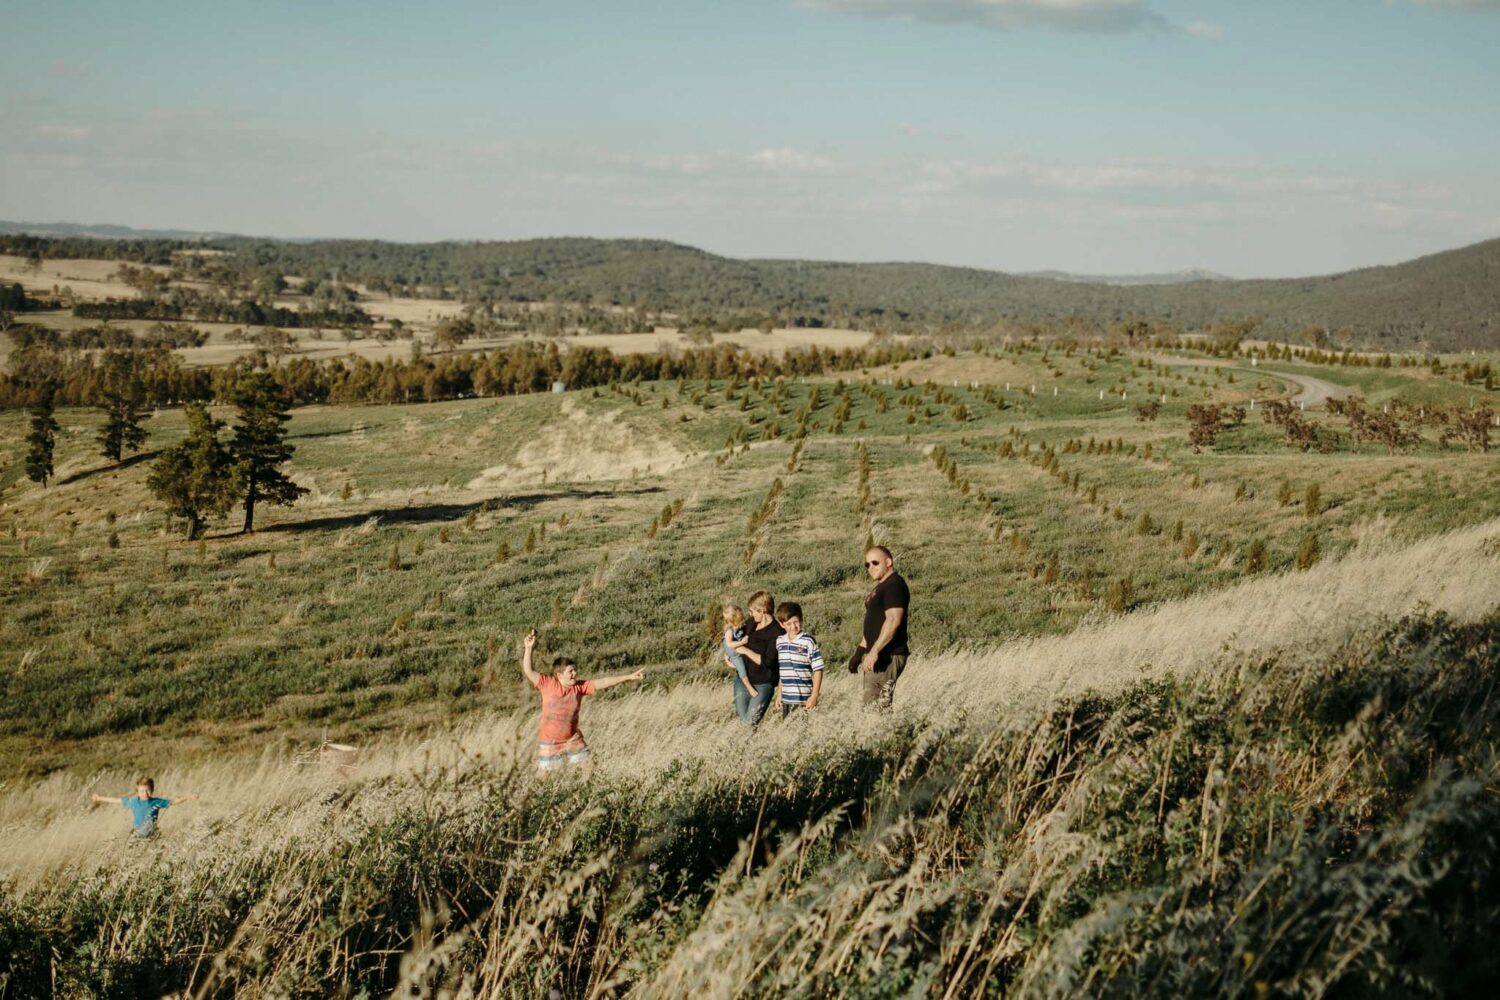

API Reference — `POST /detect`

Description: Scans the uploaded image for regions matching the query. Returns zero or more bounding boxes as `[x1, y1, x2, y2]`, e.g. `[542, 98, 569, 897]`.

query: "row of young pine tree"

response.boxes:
[21, 371, 305, 539]
[0, 337, 925, 410]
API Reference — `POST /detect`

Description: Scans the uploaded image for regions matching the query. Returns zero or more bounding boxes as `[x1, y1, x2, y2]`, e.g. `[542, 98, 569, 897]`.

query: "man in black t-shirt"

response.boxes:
[857, 545, 910, 709]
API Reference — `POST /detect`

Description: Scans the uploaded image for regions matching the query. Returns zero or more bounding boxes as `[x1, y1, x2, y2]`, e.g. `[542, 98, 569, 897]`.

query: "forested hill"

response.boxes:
[4, 227, 1498, 349]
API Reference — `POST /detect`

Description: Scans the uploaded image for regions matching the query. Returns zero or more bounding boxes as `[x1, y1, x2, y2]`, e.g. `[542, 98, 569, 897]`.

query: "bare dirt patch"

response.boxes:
[465, 399, 693, 489]
[852, 353, 1039, 386]
[566, 326, 884, 356]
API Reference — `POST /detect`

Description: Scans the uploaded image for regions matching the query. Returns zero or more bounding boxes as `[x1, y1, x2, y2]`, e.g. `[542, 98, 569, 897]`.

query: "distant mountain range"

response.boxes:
[1021, 269, 1230, 286]
[3, 221, 1497, 350]
[0, 220, 247, 242]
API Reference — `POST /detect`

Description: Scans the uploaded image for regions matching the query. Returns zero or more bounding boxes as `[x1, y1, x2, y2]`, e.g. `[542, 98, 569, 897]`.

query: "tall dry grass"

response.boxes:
[6, 515, 1496, 884]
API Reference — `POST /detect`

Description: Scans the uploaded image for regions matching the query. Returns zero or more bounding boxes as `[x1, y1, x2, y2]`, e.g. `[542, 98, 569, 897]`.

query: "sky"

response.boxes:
[2, 0, 1498, 277]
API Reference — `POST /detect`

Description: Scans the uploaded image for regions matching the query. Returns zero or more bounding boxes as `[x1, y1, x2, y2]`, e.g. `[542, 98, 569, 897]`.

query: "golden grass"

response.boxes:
[0, 254, 157, 300]
[3, 512, 1495, 891]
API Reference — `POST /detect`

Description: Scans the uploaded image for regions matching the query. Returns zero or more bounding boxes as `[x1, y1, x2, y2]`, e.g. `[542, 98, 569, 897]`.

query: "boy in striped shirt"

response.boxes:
[774, 602, 824, 717]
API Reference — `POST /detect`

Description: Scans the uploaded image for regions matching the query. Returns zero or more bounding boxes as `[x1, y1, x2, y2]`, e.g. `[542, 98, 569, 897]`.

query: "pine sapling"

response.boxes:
[1295, 532, 1321, 570]
[1305, 482, 1322, 519]
[1244, 538, 1268, 574]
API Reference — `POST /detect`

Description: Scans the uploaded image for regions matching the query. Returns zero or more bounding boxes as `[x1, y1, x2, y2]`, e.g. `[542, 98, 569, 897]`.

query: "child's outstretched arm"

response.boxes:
[591, 669, 645, 692]
[520, 629, 542, 687]
[171, 793, 200, 805]
[90, 793, 123, 805]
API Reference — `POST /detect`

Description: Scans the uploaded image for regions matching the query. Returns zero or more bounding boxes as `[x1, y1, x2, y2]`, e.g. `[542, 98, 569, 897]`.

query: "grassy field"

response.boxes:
[0, 254, 886, 371]
[2, 347, 1497, 777]
[1, 517, 1497, 996]
[1, 340, 1498, 996]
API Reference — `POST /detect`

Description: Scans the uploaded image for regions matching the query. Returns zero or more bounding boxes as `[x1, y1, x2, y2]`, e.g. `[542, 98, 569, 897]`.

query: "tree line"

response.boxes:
[1, 335, 925, 410]
[21, 369, 305, 539]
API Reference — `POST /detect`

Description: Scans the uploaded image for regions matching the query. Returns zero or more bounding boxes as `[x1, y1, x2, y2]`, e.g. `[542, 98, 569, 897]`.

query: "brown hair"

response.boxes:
[774, 602, 802, 624]
[747, 591, 774, 615]
[551, 656, 578, 671]
[722, 604, 745, 628]
[136, 777, 155, 794]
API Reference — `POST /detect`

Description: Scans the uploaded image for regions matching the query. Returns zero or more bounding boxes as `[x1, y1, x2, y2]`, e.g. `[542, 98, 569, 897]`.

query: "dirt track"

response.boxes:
[1149, 355, 1350, 407]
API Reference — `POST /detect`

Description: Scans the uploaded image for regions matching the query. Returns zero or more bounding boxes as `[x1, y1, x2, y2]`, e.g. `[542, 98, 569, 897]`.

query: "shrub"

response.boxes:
[1295, 532, 1321, 570]
[1305, 483, 1322, 519]
[1103, 574, 1134, 612]
[1245, 538, 1268, 574]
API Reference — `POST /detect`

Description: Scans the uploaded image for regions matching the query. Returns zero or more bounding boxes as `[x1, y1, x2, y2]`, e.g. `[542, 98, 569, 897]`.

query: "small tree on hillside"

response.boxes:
[1186, 403, 1225, 453]
[96, 370, 150, 463]
[25, 386, 60, 486]
[1444, 405, 1493, 453]
[146, 402, 236, 540]
[230, 371, 308, 533]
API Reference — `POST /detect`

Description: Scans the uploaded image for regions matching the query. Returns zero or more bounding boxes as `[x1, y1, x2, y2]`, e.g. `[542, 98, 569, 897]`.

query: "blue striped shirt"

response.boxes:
[775, 633, 824, 704]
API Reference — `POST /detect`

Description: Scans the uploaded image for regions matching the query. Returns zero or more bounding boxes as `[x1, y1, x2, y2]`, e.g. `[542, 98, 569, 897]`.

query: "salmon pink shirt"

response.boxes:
[534, 674, 596, 743]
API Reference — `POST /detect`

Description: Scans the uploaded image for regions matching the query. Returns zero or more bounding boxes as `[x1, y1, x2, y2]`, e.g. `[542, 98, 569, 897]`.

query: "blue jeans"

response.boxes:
[744, 681, 776, 727]
[733, 673, 754, 723]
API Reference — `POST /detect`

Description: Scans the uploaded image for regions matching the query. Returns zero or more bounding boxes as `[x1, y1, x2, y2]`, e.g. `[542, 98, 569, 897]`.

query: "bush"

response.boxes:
[1245, 537, 1268, 574]
[1305, 482, 1322, 519]
[1296, 532, 1321, 570]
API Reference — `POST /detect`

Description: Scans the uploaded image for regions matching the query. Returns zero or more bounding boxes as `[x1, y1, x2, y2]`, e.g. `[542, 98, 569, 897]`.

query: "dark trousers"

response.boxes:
[861, 654, 907, 710]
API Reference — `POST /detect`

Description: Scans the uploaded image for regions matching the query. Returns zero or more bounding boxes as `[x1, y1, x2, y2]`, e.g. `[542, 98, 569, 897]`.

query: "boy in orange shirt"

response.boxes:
[521, 629, 643, 776]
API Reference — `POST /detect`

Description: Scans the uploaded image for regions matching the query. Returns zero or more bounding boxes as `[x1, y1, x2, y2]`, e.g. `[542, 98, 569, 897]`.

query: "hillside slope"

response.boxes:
[2, 517, 1498, 997]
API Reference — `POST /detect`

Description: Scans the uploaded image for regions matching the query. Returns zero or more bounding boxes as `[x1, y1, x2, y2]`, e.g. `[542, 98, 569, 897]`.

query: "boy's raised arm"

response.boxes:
[520, 629, 542, 687]
[591, 669, 645, 692]
[173, 793, 200, 805]
[90, 793, 122, 805]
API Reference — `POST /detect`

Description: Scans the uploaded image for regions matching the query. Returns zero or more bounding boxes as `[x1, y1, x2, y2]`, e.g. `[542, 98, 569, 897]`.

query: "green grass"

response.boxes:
[1, 348, 1497, 777]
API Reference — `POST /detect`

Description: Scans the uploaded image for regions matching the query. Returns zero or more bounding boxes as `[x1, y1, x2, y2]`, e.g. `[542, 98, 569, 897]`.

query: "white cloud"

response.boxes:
[749, 147, 842, 175]
[32, 124, 91, 141]
[800, 0, 1170, 34]
[1185, 21, 1224, 40]
[915, 156, 1452, 206]
[645, 152, 719, 176]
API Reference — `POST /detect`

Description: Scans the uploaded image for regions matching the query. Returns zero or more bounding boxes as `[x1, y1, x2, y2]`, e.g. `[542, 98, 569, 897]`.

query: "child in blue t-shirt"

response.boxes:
[92, 777, 198, 837]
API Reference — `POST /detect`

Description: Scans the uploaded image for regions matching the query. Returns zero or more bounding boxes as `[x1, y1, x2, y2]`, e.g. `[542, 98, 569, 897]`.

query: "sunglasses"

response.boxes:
[865, 559, 883, 567]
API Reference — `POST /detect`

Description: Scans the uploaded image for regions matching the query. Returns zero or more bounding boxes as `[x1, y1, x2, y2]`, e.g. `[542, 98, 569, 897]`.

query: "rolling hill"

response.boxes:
[3, 224, 1497, 350]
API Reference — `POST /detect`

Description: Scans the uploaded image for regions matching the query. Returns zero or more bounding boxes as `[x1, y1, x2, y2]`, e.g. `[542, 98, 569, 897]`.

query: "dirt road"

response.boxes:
[1149, 355, 1350, 407]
